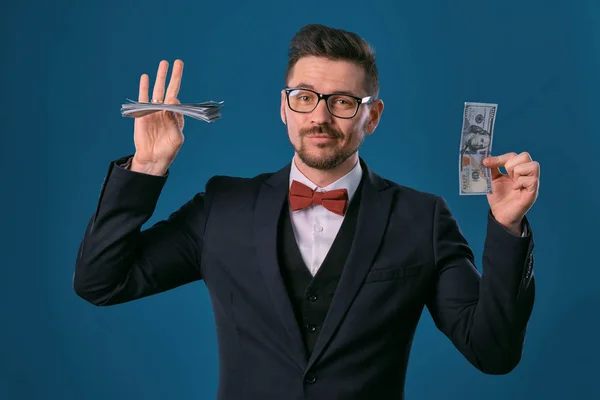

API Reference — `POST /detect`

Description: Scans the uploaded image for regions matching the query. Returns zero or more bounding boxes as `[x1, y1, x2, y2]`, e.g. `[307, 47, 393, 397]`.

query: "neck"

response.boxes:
[293, 153, 359, 188]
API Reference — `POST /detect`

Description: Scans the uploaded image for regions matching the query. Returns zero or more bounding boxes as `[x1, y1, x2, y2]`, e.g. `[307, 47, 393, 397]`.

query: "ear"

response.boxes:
[280, 90, 287, 125]
[365, 99, 384, 135]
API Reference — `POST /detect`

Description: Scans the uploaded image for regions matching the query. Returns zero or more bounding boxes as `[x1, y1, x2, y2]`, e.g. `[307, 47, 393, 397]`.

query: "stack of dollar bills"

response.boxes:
[121, 98, 224, 123]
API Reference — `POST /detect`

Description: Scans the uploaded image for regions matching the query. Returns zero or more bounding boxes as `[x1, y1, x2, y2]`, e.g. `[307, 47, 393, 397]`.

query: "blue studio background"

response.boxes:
[2, 0, 599, 399]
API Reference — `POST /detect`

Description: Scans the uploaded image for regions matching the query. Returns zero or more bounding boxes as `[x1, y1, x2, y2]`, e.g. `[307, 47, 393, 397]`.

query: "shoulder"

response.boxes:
[361, 158, 440, 202]
[384, 178, 439, 201]
[372, 176, 459, 235]
[363, 162, 456, 219]
[369, 166, 442, 208]
[203, 171, 280, 195]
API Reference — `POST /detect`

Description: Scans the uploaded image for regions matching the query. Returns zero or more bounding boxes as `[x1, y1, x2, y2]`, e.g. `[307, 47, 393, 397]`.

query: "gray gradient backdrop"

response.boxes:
[2, 0, 599, 399]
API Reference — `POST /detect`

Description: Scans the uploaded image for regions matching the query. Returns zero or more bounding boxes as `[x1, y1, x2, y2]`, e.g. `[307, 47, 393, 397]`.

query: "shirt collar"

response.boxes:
[289, 156, 363, 201]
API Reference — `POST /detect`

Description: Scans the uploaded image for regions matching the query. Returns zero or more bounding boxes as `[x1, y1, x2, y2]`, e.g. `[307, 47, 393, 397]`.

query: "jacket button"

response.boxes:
[307, 293, 318, 302]
[305, 374, 317, 384]
[305, 324, 317, 333]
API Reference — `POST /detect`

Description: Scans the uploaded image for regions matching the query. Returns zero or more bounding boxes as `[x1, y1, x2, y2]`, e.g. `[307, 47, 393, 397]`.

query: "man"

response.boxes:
[74, 24, 540, 399]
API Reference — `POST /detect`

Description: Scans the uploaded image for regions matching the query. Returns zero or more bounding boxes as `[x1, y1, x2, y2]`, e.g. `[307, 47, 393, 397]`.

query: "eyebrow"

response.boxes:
[291, 82, 362, 98]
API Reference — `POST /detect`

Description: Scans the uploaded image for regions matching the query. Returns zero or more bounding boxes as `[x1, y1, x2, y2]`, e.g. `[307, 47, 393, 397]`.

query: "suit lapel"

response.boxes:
[253, 163, 308, 370]
[306, 158, 393, 371]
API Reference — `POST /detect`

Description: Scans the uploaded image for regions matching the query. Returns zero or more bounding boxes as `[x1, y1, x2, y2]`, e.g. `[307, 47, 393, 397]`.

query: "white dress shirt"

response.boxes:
[288, 158, 363, 277]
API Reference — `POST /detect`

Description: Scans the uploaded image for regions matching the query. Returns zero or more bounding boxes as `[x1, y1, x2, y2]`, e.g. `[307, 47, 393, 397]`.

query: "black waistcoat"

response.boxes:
[276, 183, 362, 356]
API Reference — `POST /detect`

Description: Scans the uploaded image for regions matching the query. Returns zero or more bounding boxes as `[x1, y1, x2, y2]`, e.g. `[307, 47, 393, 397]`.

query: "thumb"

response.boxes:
[482, 156, 503, 179]
[483, 152, 518, 168]
[164, 97, 184, 130]
[482, 156, 497, 167]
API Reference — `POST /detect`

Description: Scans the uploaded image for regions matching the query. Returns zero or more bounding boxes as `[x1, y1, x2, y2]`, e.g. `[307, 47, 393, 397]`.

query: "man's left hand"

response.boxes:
[482, 152, 540, 236]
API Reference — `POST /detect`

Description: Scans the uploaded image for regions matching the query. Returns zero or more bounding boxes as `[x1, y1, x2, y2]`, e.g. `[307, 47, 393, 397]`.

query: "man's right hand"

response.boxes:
[131, 59, 186, 176]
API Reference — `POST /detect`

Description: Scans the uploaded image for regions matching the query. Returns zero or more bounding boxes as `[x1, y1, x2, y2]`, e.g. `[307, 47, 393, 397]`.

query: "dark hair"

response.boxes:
[285, 24, 379, 97]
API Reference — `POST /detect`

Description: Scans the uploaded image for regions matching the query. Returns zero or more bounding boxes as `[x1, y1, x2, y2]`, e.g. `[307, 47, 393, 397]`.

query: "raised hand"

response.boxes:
[482, 152, 540, 235]
[131, 60, 186, 176]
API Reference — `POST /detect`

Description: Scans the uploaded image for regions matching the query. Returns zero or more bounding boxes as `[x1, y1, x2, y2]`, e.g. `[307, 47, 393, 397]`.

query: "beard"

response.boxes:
[289, 123, 365, 170]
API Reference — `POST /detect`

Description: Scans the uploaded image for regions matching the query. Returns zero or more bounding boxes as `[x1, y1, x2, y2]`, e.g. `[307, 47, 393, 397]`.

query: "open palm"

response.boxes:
[132, 60, 186, 169]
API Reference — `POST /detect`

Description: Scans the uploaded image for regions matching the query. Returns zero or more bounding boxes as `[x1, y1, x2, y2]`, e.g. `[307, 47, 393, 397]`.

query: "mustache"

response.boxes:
[300, 125, 343, 138]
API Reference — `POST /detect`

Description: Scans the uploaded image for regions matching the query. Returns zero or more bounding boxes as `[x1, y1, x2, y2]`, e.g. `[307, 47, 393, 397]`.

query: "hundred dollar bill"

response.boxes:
[459, 102, 497, 195]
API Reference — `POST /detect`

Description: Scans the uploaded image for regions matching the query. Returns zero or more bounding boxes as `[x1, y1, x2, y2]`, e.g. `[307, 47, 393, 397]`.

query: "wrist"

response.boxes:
[504, 222, 523, 236]
[496, 216, 523, 236]
[130, 155, 170, 176]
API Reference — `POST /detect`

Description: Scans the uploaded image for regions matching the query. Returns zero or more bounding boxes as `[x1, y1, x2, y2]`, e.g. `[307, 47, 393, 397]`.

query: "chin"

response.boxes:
[305, 146, 337, 159]
[297, 150, 350, 170]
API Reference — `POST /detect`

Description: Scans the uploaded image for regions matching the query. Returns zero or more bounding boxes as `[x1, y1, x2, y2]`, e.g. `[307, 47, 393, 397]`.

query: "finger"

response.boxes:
[482, 157, 503, 179]
[505, 152, 533, 176]
[483, 152, 518, 169]
[165, 59, 184, 104]
[505, 152, 533, 179]
[138, 74, 149, 102]
[513, 161, 540, 179]
[513, 175, 539, 192]
[489, 166, 503, 179]
[484, 152, 517, 179]
[151, 60, 169, 102]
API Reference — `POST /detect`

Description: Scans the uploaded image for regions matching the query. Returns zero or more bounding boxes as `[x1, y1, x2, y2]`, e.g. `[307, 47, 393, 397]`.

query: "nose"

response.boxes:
[310, 98, 333, 124]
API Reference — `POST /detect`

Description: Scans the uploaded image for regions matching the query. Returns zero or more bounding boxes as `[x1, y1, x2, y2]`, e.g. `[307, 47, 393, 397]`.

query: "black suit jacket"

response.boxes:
[74, 155, 535, 400]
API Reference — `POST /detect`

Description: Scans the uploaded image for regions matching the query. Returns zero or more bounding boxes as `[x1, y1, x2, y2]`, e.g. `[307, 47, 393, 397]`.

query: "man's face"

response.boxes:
[468, 133, 491, 150]
[280, 56, 383, 170]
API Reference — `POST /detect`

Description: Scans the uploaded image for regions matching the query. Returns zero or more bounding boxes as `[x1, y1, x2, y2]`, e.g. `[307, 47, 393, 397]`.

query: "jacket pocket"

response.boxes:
[364, 263, 422, 283]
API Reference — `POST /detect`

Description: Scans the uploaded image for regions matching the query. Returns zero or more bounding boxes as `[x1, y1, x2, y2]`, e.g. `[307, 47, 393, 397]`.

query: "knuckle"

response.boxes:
[504, 153, 518, 166]
[513, 163, 524, 172]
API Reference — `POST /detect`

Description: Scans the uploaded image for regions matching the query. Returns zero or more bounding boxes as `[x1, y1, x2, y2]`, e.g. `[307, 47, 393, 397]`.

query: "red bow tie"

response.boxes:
[289, 180, 349, 216]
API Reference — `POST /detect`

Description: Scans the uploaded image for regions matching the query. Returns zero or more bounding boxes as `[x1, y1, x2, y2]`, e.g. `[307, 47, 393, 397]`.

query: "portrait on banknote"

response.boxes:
[459, 102, 496, 195]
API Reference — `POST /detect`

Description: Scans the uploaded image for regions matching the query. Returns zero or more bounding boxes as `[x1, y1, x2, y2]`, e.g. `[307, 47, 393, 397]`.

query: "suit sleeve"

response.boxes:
[425, 196, 535, 374]
[73, 155, 213, 306]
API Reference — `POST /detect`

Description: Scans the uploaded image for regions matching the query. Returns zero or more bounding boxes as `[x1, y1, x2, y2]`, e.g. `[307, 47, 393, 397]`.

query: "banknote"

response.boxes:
[120, 99, 224, 123]
[459, 102, 497, 195]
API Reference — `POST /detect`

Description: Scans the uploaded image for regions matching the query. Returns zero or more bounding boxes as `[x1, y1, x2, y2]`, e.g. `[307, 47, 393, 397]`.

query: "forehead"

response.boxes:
[288, 56, 366, 96]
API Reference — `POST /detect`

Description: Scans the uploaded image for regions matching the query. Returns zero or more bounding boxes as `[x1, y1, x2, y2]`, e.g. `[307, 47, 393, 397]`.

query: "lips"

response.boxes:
[306, 136, 336, 142]
[306, 135, 336, 139]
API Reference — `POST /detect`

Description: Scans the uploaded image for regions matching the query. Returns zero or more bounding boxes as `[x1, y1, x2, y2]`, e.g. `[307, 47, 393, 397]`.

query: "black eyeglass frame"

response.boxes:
[284, 87, 376, 119]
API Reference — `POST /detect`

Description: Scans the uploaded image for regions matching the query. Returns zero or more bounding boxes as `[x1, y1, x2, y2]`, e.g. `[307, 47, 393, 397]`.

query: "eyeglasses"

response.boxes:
[284, 87, 375, 119]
